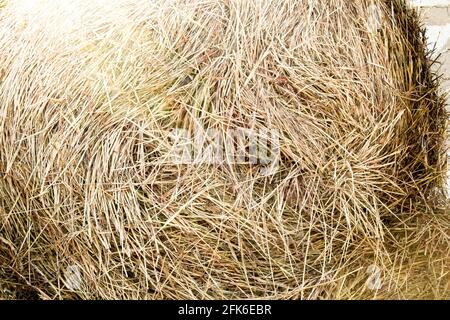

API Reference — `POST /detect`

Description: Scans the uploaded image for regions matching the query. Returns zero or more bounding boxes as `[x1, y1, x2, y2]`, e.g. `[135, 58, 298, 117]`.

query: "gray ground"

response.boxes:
[418, 4, 450, 105]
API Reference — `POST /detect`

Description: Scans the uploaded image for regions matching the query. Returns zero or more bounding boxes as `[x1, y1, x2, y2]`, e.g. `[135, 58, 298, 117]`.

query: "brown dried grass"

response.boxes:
[0, 0, 449, 299]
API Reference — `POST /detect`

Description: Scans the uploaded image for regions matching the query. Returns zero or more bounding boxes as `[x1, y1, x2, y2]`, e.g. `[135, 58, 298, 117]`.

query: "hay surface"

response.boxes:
[0, 0, 449, 299]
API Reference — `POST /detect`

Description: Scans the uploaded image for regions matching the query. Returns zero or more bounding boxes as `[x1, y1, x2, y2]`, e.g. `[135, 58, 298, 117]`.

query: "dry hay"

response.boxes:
[0, 0, 449, 299]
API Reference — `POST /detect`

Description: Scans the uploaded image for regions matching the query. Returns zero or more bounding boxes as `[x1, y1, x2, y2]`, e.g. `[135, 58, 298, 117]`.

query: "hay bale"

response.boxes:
[0, 0, 448, 299]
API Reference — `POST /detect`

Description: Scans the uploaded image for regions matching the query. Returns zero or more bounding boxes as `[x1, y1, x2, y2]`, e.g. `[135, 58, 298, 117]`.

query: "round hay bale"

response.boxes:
[0, 0, 448, 299]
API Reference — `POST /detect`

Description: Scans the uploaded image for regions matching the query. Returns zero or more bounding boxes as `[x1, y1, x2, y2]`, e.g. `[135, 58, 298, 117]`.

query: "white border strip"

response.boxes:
[410, 0, 450, 7]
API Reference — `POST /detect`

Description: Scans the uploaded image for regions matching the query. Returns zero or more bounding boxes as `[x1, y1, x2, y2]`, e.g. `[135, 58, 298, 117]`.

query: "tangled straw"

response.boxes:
[0, 0, 449, 299]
